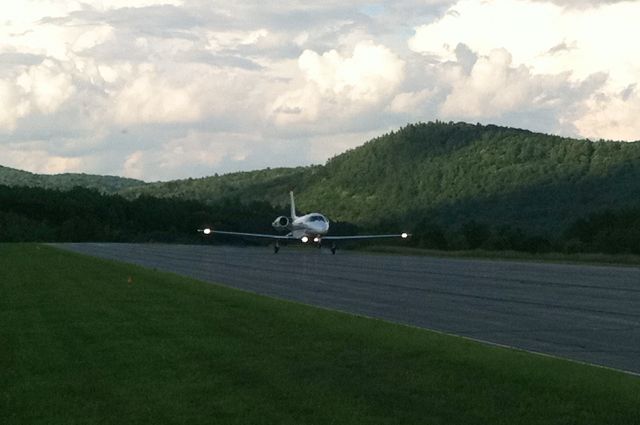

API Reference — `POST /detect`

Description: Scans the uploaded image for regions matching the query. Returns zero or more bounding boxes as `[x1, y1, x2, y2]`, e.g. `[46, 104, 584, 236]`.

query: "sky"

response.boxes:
[0, 0, 638, 181]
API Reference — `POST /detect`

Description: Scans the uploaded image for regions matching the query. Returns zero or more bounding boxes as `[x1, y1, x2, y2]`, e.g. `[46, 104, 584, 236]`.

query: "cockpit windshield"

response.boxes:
[308, 215, 327, 223]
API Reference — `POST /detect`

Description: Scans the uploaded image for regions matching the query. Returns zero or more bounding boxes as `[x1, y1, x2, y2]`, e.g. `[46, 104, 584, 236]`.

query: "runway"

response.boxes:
[53, 243, 640, 374]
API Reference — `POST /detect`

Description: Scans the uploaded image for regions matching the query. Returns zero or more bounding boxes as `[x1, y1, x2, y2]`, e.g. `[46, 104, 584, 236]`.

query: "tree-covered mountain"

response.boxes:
[4, 121, 640, 254]
[0, 165, 146, 193]
[120, 121, 640, 234]
[119, 166, 317, 206]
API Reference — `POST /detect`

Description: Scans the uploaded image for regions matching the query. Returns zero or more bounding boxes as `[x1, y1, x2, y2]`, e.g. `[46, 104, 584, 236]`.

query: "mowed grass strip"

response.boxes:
[1, 244, 639, 425]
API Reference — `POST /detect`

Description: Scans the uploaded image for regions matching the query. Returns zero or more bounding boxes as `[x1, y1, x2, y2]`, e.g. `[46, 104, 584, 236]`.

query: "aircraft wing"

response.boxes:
[323, 233, 410, 241]
[197, 229, 295, 240]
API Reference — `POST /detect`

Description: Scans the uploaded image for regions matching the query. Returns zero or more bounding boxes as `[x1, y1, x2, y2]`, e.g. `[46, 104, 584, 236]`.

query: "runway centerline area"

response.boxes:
[53, 243, 640, 374]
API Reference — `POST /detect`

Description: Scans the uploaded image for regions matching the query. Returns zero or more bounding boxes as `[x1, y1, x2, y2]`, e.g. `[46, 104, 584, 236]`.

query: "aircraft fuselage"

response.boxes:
[288, 213, 330, 240]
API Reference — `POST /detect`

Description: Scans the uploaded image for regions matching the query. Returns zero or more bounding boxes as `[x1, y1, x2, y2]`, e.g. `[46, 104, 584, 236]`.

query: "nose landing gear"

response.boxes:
[274, 241, 280, 254]
[330, 243, 336, 255]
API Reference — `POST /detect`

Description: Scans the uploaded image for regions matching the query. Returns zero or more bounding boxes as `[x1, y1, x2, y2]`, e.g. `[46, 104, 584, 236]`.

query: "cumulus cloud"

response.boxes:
[112, 65, 202, 125]
[299, 41, 404, 102]
[409, 0, 640, 86]
[388, 89, 437, 115]
[443, 50, 518, 116]
[534, 0, 630, 8]
[0, 141, 84, 174]
[121, 131, 274, 181]
[271, 40, 405, 126]
[1, 0, 639, 179]
[441, 48, 550, 117]
[307, 128, 389, 164]
[408, 0, 640, 139]
[0, 60, 74, 132]
[0, 81, 28, 131]
[575, 88, 640, 141]
[18, 60, 75, 114]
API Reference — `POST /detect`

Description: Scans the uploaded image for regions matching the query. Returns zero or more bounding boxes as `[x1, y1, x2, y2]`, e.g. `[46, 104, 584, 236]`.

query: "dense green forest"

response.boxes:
[2, 121, 640, 254]
[0, 185, 281, 243]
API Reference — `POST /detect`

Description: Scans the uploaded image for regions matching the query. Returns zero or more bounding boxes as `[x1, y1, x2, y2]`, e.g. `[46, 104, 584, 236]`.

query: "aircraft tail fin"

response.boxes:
[289, 191, 298, 219]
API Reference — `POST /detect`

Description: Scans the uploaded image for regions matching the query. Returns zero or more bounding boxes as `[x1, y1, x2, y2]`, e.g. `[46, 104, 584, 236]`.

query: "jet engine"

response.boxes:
[272, 216, 290, 230]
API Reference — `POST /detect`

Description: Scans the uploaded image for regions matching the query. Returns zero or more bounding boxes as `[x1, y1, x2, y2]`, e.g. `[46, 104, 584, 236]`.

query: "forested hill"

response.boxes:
[0, 165, 146, 193]
[4, 121, 640, 253]
[120, 166, 318, 205]
[120, 122, 640, 233]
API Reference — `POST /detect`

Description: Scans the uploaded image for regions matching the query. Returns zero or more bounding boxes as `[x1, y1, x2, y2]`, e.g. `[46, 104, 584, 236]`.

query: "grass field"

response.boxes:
[1, 244, 639, 424]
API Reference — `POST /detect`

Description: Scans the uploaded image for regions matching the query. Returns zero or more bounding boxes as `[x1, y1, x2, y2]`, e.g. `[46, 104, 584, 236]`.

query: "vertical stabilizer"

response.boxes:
[289, 191, 298, 219]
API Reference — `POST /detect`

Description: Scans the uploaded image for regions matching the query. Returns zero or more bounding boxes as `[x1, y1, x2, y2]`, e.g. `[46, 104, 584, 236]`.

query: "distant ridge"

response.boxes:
[0, 164, 146, 193]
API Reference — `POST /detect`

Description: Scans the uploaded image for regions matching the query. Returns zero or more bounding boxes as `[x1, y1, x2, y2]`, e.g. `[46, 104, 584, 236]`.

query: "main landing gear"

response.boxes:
[318, 240, 337, 254]
[273, 240, 336, 254]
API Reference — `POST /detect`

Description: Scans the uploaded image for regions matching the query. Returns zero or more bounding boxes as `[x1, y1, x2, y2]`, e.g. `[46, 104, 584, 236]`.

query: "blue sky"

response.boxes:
[0, 0, 638, 180]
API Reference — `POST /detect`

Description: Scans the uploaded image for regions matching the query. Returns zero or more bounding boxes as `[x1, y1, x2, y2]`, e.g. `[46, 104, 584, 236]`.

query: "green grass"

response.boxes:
[364, 245, 640, 267]
[1, 244, 639, 425]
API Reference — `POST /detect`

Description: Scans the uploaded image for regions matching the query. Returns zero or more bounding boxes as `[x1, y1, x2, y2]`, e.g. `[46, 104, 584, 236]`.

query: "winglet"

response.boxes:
[289, 191, 298, 219]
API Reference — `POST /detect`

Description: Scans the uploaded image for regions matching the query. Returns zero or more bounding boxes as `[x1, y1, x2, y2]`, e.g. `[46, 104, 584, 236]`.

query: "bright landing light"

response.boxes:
[203, 228, 212, 235]
[301, 236, 309, 243]
[313, 237, 320, 243]
[401, 232, 408, 239]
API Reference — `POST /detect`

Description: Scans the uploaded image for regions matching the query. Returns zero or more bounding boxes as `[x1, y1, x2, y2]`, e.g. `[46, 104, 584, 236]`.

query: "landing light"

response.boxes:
[401, 232, 408, 239]
[301, 236, 309, 243]
[203, 228, 212, 235]
[313, 237, 320, 243]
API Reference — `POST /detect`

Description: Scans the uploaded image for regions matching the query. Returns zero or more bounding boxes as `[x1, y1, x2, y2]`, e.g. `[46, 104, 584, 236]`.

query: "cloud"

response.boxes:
[533, 0, 630, 8]
[1, 2, 420, 178]
[409, 0, 640, 86]
[1, 0, 639, 180]
[0, 52, 44, 66]
[307, 128, 389, 164]
[0, 141, 84, 174]
[0, 60, 74, 132]
[18, 60, 75, 114]
[408, 0, 640, 139]
[0, 80, 28, 131]
[575, 87, 640, 141]
[122, 150, 145, 179]
[120, 131, 276, 181]
[388, 89, 437, 115]
[299, 40, 404, 102]
[441, 48, 548, 117]
[271, 40, 405, 127]
[112, 65, 202, 125]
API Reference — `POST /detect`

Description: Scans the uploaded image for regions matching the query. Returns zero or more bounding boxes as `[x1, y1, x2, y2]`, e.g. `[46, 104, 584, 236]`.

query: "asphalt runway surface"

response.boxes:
[53, 243, 640, 374]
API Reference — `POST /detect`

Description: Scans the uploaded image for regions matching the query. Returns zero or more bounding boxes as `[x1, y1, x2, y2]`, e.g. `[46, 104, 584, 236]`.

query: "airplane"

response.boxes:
[198, 191, 410, 254]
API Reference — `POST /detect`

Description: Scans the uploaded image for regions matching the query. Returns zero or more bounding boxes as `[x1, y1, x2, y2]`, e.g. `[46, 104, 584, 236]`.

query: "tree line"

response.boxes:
[3, 184, 640, 255]
[0, 185, 278, 243]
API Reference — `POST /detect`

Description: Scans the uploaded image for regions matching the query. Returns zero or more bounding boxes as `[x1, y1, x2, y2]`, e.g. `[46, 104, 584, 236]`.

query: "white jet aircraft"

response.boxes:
[198, 191, 410, 254]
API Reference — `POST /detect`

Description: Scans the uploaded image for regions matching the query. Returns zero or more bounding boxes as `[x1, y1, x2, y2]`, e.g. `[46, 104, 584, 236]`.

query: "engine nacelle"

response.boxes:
[272, 216, 290, 230]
